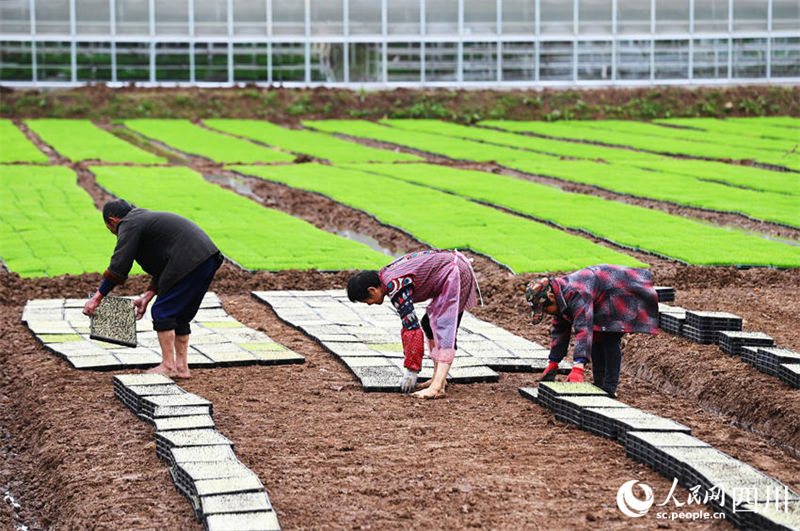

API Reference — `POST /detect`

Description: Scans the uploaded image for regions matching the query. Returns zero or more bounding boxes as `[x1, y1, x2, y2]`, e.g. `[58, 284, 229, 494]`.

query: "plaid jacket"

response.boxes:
[549, 264, 658, 364]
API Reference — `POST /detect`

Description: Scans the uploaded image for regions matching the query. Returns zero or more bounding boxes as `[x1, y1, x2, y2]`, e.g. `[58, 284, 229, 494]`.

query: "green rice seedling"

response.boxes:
[204, 119, 422, 163]
[0, 120, 48, 163]
[24, 119, 166, 163]
[344, 163, 800, 267]
[655, 118, 800, 144]
[228, 162, 645, 273]
[90, 165, 388, 271]
[123, 119, 294, 163]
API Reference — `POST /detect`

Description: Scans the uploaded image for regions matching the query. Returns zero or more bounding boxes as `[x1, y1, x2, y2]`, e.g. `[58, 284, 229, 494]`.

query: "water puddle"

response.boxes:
[328, 228, 402, 258]
[202, 173, 258, 199]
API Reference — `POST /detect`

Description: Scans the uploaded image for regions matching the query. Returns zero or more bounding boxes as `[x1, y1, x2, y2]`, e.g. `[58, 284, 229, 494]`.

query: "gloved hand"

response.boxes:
[565, 366, 584, 383]
[540, 361, 559, 382]
[400, 368, 419, 393]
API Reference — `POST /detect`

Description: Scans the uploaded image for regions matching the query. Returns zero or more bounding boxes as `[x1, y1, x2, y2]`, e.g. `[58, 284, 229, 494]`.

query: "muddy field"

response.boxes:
[2, 88, 800, 529]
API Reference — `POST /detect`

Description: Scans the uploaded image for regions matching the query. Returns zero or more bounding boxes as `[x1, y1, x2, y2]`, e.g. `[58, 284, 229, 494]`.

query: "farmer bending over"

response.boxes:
[525, 264, 658, 397]
[83, 199, 223, 379]
[347, 249, 481, 399]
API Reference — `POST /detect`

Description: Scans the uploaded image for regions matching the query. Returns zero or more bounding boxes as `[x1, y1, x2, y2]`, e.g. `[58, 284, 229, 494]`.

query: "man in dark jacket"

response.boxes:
[525, 264, 658, 396]
[83, 199, 222, 378]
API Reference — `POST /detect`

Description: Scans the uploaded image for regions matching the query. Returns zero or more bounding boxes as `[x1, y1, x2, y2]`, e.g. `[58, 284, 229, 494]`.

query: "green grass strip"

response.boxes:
[24, 119, 166, 163]
[228, 162, 645, 273]
[563, 119, 796, 155]
[123, 119, 295, 163]
[303, 119, 535, 161]
[481, 120, 800, 171]
[343, 163, 800, 267]
[654, 118, 800, 144]
[503, 157, 800, 228]
[380, 119, 799, 196]
[726, 117, 800, 129]
[0, 165, 126, 277]
[204, 119, 422, 163]
[90, 165, 388, 271]
[0, 120, 48, 163]
[381, 119, 661, 164]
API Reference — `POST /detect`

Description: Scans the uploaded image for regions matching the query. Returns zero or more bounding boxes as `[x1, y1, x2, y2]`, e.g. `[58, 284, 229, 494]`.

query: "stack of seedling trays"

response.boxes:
[741, 346, 761, 368]
[658, 304, 686, 336]
[682, 310, 742, 345]
[683, 459, 800, 528]
[549, 394, 632, 429]
[757, 347, 800, 377]
[778, 364, 800, 389]
[717, 331, 775, 356]
[584, 407, 691, 441]
[624, 431, 720, 484]
[114, 373, 281, 530]
[654, 286, 675, 303]
[533, 381, 608, 411]
[736, 500, 800, 530]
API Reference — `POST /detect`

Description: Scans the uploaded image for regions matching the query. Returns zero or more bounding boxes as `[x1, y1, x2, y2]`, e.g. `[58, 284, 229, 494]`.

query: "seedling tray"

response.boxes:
[200, 491, 272, 516]
[718, 331, 774, 356]
[777, 364, 800, 389]
[90, 296, 137, 347]
[205, 511, 281, 531]
[684, 310, 742, 331]
[741, 346, 760, 367]
[681, 324, 719, 345]
[537, 382, 607, 410]
[518, 387, 539, 404]
[654, 286, 675, 303]
[550, 395, 631, 429]
[736, 499, 800, 531]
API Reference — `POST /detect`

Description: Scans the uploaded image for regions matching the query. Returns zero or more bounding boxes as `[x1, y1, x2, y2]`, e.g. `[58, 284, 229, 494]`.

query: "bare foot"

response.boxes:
[412, 387, 446, 399]
[145, 364, 177, 376]
[415, 379, 446, 392]
[173, 369, 191, 379]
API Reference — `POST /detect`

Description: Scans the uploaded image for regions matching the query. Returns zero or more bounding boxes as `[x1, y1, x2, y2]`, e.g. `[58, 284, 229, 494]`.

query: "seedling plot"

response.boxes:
[654, 286, 675, 303]
[22, 293, 303, 370]
[113, 376, 281, 528]
[717, 331, 775, 356]
[89, 296, 137, 347]
[0, 119, 48, 162]
[253, 289, 563, 391]
[91, 165, 387, 272]
[756, 347, 800, 377]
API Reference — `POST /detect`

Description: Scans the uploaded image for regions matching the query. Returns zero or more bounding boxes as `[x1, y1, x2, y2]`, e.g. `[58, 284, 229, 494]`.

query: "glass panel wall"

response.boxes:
[541, 0, 573, 34]
[156, 0, 189, 36]
[0, 0, 30, 34]
[0, 41, 33, 81]
[195, 0, 228, 36]
[463, 41, 497, 81]
[502, 0, 535, 34]
[233, 0, 267, 36]
[771, 37, 800, 78]
[733, 0, 768, 31]
[271, 42, 304, 81]
[311, 42, 345, 81]
[76, 41, 112, 81]
[425, 0, 458, 35]
[233, 42, 269, 81]
[501, 41, 535, 81]
[578, 0, 612, 34]
[617, 39, 650, 79]
[76, 0, 111, 35]
[618, 2, 651, 34]
[540, 41, 573, 80]
[311, 0, 343, 36]
[115, 42, 150, 81]
[346, 42, 379, 82]
[693, 38, 728, 78]
[194, 42, 229, 81]
[155, 42, 190, 81]
[732, 38, 766, 78]
[577, 40, 612, 80]
[425, 41, 457, 81]
[272, 2, 305, 36]
[387, 42, 421, 81]
[654, 39, 688, 79]
[773, 0, 800, 30]
[350, 0, 382, 35]
[388, 1, 420, 35]
[694, 0, 728, 32]
[464, 0, 496, 35]
[36, 41, 71, 81]
[116, 0, 149, 35]
[655, 0, 689, 33]
[36, 0, 70, 34]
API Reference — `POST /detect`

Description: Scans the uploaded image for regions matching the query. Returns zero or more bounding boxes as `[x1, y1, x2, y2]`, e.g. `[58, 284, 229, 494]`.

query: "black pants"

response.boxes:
[591, 332, 624, 396]
[420, 312, 463, 350]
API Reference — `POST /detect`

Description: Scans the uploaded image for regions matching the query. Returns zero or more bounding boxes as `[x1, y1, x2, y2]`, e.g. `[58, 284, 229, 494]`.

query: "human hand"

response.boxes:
[133, 290, 155, 320]
[82, 293, 102, 316]
[539, 361, 559, 382]
[400, 368, 419, 393]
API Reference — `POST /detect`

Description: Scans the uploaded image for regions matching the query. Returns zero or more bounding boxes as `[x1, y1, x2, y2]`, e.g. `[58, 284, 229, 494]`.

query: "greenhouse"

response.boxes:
[1, 0, 798, 87]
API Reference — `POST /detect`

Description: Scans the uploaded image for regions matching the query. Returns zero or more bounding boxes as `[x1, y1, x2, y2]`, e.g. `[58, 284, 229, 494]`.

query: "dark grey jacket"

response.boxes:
[104, 208, 219, 294]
